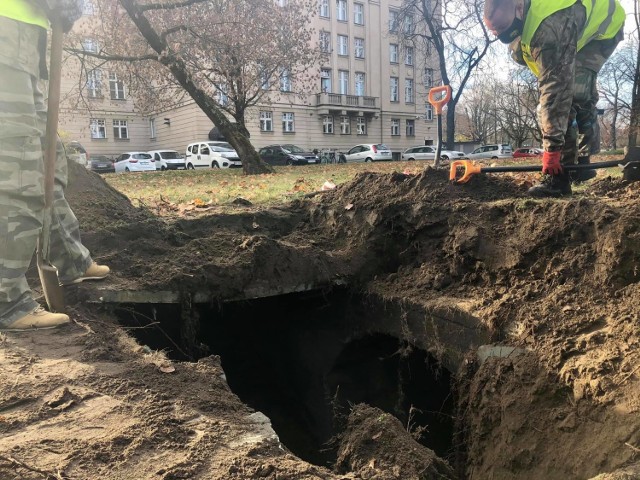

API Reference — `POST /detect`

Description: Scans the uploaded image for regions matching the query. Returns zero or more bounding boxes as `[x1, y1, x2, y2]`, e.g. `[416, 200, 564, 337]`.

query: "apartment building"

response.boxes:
[60, 0, 441, 158]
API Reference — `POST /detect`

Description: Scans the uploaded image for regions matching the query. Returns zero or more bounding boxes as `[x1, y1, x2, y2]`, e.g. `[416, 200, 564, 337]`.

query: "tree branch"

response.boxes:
[139, 0, 210, 11]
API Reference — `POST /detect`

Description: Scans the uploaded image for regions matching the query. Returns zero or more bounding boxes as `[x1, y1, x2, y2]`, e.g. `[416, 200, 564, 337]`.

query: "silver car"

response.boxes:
[467, 144, 513, 160]
[343, 144, 393, 163]
[401, 145, 466, 161]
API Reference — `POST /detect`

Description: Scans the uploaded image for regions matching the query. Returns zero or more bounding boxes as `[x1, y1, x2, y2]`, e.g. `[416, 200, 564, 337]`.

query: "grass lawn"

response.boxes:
[104, 155, 624, 213]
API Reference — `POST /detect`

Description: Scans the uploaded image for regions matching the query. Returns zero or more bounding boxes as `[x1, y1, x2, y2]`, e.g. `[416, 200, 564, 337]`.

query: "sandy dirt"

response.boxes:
[1, 160, 640, 479]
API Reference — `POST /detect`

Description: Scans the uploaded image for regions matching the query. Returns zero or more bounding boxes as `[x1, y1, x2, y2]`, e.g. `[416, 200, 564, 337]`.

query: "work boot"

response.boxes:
[527, 172, 572, 197]
[570, 156, 597, 184]
[60, 262, 110, 286]
[1, 306, 70, 331]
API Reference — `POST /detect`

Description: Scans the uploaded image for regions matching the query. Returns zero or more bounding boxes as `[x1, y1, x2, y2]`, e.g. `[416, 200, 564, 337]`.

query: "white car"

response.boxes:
[401, 145, 466, 161]
[185, 141, 242, 169]
[343, 144, 393, 163]
[466, 144, 513, 160]
[149, 150, 186, 170]
[114, 152, 156, 173]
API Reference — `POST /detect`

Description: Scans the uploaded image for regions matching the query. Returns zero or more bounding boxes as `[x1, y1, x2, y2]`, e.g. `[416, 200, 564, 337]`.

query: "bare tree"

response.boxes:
[395, 0, 494, 149]
[67, 0, 320, 175]
[495, 69, 540, 147]
[598, 43, 636, 149]
[628, 1, 640, 148]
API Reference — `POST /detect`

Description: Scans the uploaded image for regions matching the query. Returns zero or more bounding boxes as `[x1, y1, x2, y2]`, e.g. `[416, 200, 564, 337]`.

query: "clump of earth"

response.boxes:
[1, 159, 639, 479]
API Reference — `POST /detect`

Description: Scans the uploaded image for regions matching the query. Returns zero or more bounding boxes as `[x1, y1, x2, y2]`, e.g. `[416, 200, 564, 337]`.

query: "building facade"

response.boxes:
[60, 0, 440, 158]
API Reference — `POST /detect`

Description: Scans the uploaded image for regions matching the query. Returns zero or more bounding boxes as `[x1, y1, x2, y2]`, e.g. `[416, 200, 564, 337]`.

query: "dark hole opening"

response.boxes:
[115, 289, 455, 468]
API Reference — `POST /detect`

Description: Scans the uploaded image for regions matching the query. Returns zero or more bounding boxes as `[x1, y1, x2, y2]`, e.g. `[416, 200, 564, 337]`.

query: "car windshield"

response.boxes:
[282, 145, 306, 154]
[160, 151, 180, 159]
[132, 153, 152, 160]
[210, 146, 234, 152]
[375, 144, 390, 150]
[91, 156, 110, 162]
[208, 142, 232, 149]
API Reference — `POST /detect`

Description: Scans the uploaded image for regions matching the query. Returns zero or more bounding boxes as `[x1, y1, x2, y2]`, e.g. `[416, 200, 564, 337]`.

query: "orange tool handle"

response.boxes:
[428, 85, 452, 115]
[449, 160, 482, 184]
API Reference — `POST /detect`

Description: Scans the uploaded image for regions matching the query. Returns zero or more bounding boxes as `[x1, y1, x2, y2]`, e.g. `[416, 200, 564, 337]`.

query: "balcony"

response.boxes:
[315, 93, 379, 115]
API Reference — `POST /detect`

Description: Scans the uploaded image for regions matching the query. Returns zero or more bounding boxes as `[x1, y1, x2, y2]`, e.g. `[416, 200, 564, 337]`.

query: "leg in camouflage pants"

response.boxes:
[0, 18, 93, 328]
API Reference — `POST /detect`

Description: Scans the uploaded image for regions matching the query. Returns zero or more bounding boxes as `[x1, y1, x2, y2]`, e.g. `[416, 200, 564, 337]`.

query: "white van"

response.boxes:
[185, 141, 242, 169]
[148, 150, 185, 170]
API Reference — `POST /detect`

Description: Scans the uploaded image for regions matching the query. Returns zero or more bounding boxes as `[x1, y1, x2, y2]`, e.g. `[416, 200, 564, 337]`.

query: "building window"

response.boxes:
[406, 119, 415, 136]
[355, 72, 365, 96]
[404, 14, 414, 34]
[109, 73, 125, 100]
[338, 35, 348, 56]
[389, 10, 398, 32]
[216, 84, 228, 106]
[82, 38, 98, 53]
[405, 46, 414, 66]
[389, 44, 399, 63]
[426, 104, 434, 120]
[280, 68, 291, 92]
[354, 3, 364, 24]
[320, 31, 331, 53]
[259, 65, 270, 90]
[323, 115, 334, 134]
[260, 111, 273, 132]
[424, 67, 434, 88]
[321, 68, 332, 93]
[405, 78, 414, 103]
[356, 116, 366, 135]
[319, 0, 330, 17]
[355, 38, 365, 58]
[338, 70, 349, 95]
[391, 119, 400, 136]
[149, 118, 156, 139]
[390, 76, 399, 102]
[86, 69, 102, 98]
[340, 116, 351, 134]
[337, 0, 347, 21]
[282, 112, 295, 132]
[113, 119, 128, 140]
[82, 0, 95, 15]
[90, 118, 106, 139]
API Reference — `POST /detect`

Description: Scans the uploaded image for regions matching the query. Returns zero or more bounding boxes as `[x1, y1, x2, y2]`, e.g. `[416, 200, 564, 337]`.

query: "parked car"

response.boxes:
[149, 150, 185, 170]
[258, 145, 319, 166]
[185, 142, 242, 169]
[466, 144, 513, 160]
[114, 152, 156, 173]
[513, 147, 542, 158]
[401, 145, 466, 161]
[343, 144, 393, 163]
[87, 155, 115, 174]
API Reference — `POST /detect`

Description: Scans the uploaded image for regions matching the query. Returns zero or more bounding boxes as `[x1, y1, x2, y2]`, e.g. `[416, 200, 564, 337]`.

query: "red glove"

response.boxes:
[542, 151, 563, 175]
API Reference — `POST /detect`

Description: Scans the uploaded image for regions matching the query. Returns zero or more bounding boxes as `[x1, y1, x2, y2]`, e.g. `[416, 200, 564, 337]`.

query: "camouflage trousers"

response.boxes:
[0, 18, 92, 327]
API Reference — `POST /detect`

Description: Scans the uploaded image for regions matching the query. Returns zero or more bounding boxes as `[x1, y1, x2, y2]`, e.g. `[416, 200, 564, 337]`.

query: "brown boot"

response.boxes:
[1, 307, 70, 331]
[60, 262, 110, 286]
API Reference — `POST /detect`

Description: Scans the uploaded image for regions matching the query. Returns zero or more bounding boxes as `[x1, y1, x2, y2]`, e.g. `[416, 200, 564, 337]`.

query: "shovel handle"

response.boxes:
[428, 85, 451, 115]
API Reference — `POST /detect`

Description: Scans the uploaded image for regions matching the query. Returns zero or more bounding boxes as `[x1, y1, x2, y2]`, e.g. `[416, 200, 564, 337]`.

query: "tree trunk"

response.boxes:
[120, 0, 273, 175]
[445, 100, 456, 150]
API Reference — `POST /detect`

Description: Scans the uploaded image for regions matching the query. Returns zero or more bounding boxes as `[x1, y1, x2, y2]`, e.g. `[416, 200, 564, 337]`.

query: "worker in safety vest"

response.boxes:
[484, 0, 625, 197]
[0, 1, 110, 332]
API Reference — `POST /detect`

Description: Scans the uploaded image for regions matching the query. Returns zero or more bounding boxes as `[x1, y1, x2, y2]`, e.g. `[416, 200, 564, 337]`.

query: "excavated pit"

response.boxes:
[115, 288, 464, 469]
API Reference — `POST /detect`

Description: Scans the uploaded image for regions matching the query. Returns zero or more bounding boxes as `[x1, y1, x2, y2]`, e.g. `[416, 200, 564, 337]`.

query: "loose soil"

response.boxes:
[1, 160, 640, 479]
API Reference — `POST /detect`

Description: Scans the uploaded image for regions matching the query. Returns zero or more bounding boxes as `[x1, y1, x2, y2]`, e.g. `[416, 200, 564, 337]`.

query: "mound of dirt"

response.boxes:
[336, 404, 456, 479]
[4, 159, 640, 479]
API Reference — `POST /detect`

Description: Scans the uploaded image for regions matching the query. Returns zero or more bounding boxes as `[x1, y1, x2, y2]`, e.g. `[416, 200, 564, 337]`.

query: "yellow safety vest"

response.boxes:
[0, 1, 49, 29]
[521, 0, 625, 76]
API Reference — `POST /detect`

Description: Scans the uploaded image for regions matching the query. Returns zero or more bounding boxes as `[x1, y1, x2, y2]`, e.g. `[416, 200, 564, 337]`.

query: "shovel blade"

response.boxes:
[37, 253, 65, 313]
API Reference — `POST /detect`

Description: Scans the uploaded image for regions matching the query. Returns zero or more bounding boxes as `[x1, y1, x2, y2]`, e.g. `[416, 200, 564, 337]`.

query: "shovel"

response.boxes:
[449, 158, 637, 184]
[428, 85, 452, 169]
[37, 19, 65, 313]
